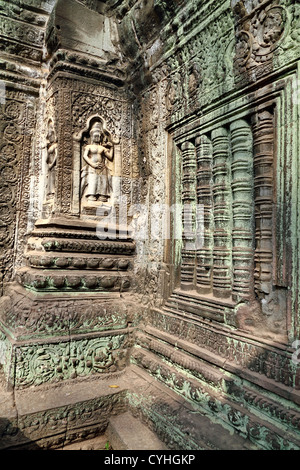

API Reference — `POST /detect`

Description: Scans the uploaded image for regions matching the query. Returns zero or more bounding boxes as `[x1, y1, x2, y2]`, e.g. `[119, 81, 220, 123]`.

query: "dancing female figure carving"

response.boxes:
[81, 121, 114, 203]
[46, 121, 58, 199]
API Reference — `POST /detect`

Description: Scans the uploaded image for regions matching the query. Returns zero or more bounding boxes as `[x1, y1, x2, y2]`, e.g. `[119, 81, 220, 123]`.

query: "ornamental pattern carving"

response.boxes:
[14, 334, 130, 388]
[149, 309, 298, 389]
[132, 348, 300, 450]
[162, 8, 235, 116]
[0, 290, 138, 340]
[0, 93, 34, 289]
[233, 1, 289, 75]
[0, 392, 127, 450]
[72, 92, 123, 138]
[0, 16, 45, 47]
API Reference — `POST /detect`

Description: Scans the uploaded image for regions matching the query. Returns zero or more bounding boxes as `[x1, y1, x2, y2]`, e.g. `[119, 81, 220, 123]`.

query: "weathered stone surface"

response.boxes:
[0, 0, 299, 451]
[106, 411, 168, 450]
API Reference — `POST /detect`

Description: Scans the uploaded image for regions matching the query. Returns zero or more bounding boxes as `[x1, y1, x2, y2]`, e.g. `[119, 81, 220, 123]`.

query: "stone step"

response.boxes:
[106, 412, 168, 450]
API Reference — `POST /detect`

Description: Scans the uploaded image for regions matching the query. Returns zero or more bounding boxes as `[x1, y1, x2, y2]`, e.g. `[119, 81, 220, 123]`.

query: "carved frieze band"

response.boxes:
[132, 345, 300, 450]
[149, 309, 298, 390]
[9, 333, 132, 388]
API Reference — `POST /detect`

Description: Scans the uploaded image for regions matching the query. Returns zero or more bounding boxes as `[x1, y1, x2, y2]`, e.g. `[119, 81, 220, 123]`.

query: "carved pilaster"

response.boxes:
[211, 128, 232, 299]
[230, 119, 254, 301]
[180, 141, 197, 289]
[195, 135, 213, 294]
[252, 109, 274, 297]
[53, 88, 74, 216]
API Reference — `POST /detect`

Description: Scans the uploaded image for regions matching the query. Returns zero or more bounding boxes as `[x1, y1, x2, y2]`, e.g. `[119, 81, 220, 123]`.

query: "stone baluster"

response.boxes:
[195, 135, 213, 294]
[251, 109, 274, 296]
[230, 119, 255, 301]
[180, 141, 197, 290]
[211, 127, 232, 299]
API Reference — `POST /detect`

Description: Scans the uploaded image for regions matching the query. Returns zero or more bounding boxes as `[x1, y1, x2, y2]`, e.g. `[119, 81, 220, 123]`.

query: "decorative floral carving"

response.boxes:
[234, 2, 288, 75]
[14, 334, 129, 388]
[72, 92, 123, 138]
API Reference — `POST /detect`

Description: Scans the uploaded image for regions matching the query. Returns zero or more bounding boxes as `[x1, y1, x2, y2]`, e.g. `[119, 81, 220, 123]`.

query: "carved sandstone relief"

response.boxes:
[233, 1, 289, 81]
[0, 91, 36, 290]
[169, 99, 288, 340]
[178, 119, 255, 303]
[13, 333, 132, 388]
[45, 119, 58, 200]
[80, 119, 116, 209]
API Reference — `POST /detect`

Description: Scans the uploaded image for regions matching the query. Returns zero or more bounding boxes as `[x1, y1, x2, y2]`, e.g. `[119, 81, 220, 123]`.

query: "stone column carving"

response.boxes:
[252, 109, 274, 297]
[180, 141, 197, 290]
[195, 135, 213, 294]
[230, 119, 254, 301]
[211, 127, 232, 299]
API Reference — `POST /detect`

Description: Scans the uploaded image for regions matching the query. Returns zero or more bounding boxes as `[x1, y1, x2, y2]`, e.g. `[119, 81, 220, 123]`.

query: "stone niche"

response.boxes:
[0, 0, 300, 452]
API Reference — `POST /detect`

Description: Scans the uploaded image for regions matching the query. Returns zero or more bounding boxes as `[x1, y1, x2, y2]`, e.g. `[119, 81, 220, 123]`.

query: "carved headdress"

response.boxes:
[90, 121, 102, 135]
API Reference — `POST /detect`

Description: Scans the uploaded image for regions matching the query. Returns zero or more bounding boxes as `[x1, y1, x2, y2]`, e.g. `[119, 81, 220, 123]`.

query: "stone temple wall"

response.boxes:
[119, 0, 300, 449]
[0, 0, 300, 450]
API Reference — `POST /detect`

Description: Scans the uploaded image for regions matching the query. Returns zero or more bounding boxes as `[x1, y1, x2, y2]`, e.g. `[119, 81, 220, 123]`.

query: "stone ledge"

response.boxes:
[106, 411, 168, 450]
[0, 365, 258, 450]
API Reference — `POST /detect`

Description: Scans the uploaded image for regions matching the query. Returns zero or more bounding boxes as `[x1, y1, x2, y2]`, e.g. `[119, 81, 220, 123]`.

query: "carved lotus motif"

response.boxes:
[51, 276, 65, 289]
[121, 279, 131, 291]
[118, 259, 130, 270]
[84, 276, 98, 289]
[55, 257, 69, 268]
[73, 258, 87, 269]
[32, 277, 47, 289]
[100, 277, 115, 289]
[101, 258, 115, 269]
[39, 257, 53, 268]
[87, 258, 99, 269]
[66, 276, 81, 288]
